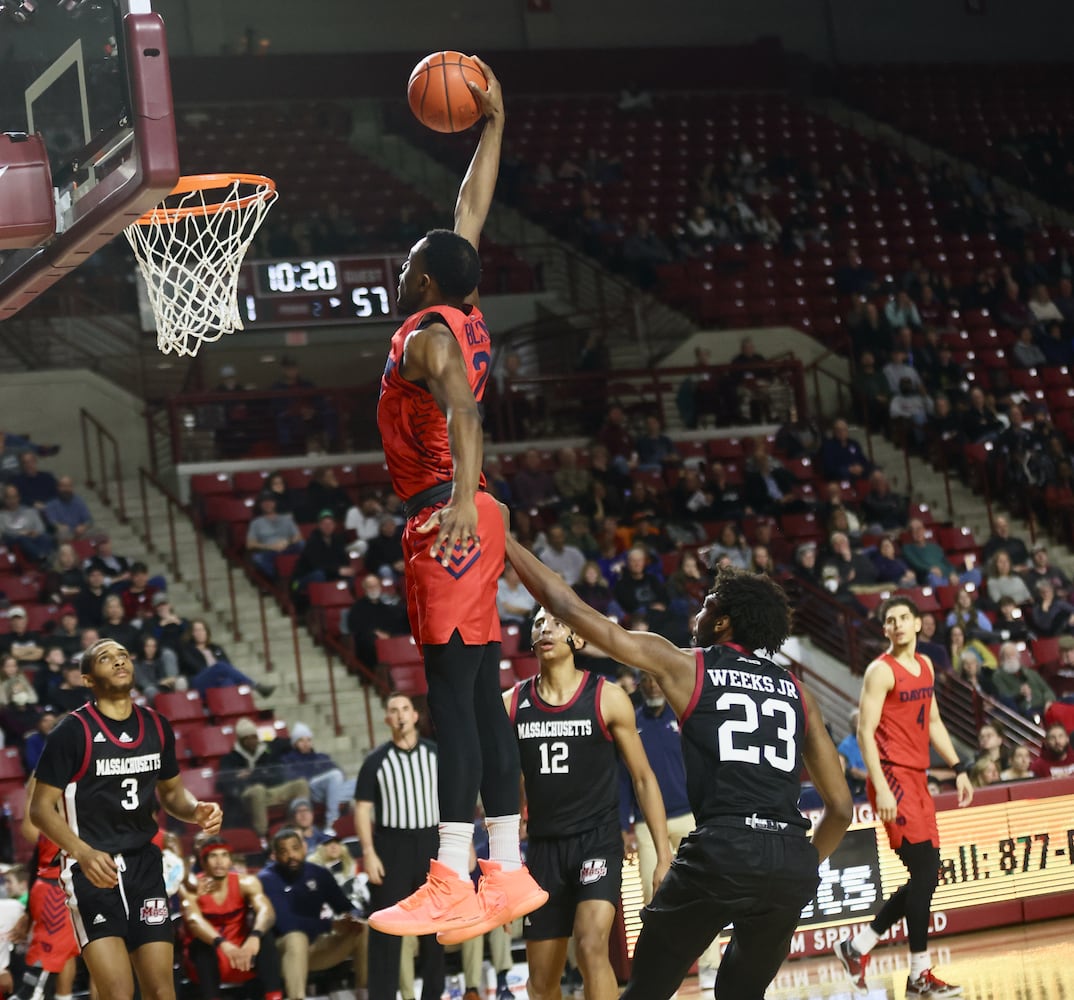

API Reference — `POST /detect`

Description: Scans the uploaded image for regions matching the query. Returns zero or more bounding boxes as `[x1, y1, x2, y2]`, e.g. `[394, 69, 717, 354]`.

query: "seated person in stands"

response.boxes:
[705, 522, 751, 571]
[308, 830, 358, 889]
[955, 649, 993, 698]
[497, 562, 536, 628]
[43, 475, 94, 541]
[1000, 745, 1035, 782]
[180, 837, 284, 1000]
[968, 756, 1000, 789]
[666, 550, 712, 619]
[0, 606, 45, 666]
[1024, 542, 1071, 599]
[975, 722, 1010, 771]
[634, 415, 678, 472]
[791, 541, 821, 586]
[45, 542, 85, 606]
[133, 633, 183, 705]
[986, 548, 1032, 607]
[179, 619, 275, 698]
[217, 719, 310, 839]
[992, 644, 1055, 721]
[1029, 578, 1074, 637]
[0, 483, 54, 565]
[817, 418, 872, 482]
[1042, 636, 1074, 702]
[821, 531, 877, 589]
[11, 451, 58, 508]
[869, 535, 917, 587]
[302, 467, 350, 524]
[901, 518, 958, 586]
[247, 491, 304, 581]
[83, 535, 131, 586]
[553, 447, 593, 507]
[258, 828, 367, 1000]
[981, 515, 1030, 572]
[344, 494, 384, 558]
[345, 573, 410, 670]
[917, 612, 951, 672]
[33, 646, 66, 705]
[74, 565, 109, 627]
[743, 448, 802, 517]
[51, 660, 91, 713]
[1030, 723, 1074, 779]
[0, 676, 40, 746]
[946, 586, 994, 642]
[146, 591, 188, 653]
[281, 724, 352, 829]
[837, 708, 867, 798]
[98, 594, 143, 653]
[992, 597, 1032, 642]
[22, 709, 57, 772]
[119, 561, 160, 623]
[49, 605, 82, 659]
[285, 795, 331, 853]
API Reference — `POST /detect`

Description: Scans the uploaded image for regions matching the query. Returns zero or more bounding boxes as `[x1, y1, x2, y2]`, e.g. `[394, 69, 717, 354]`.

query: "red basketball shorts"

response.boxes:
[26, 878, 79, 972]
[868, 763, 939, 850]
[402, 490, 504, 646]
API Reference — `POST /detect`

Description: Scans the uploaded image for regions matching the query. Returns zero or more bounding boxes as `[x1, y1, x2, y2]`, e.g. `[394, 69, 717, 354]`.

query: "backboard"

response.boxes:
[0, 0, 179, 319]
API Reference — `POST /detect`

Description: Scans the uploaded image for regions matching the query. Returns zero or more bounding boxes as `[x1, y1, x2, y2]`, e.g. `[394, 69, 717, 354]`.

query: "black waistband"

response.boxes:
[402, 481, 454, 520]
[707, 814, 807, 836]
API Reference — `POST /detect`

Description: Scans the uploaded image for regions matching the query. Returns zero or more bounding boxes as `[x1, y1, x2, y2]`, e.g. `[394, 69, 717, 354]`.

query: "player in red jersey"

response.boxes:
[10, 775, 80, 1000]
[180, 838, 282, 1000]
[834, 596, 973, 998]
[369, 58, 546, 943]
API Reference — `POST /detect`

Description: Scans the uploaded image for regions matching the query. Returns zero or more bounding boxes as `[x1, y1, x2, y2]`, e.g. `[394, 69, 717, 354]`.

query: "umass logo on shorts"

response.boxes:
[442, 538, 481, 579]
[579, 858, 608, 884]
[140, 898, 168, 925]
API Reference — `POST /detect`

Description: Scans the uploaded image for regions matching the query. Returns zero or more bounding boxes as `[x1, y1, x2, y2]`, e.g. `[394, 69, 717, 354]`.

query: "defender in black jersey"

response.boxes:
[503, 608, 671, 1000]
[506, 537, 853, 1000]
[30, 639, 223, 1000]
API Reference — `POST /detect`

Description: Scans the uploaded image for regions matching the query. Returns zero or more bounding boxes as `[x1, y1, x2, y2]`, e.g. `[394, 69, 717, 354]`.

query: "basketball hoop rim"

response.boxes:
[132, 172, 277, 225]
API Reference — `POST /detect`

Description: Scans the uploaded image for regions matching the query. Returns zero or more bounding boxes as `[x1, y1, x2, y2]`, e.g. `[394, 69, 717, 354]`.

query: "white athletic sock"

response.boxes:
[56, 995, 74, 1000]
[437, 822, 475, 881]
[909, 951, 931, 979]
[486, 814, 522, 870]
[851, 926, 880, 956]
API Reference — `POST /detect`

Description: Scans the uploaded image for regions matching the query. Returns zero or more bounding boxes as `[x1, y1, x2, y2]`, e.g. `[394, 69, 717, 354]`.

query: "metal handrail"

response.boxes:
[79, 408, 127, 522]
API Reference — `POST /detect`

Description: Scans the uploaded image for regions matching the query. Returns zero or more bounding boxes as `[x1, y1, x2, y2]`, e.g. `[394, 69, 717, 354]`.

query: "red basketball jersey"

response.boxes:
[377, 304, 491, 500]
[35, 833, 63, 880]
[874, 651, 933, 769]
[196, 871, 248, 945]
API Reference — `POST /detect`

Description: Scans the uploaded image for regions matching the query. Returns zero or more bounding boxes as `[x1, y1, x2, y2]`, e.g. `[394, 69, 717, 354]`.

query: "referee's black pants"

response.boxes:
[368, 826, 444, 1000]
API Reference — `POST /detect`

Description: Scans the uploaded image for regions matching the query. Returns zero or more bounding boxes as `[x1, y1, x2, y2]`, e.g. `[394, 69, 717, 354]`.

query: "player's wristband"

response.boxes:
[212, 935, 225, 949]
[952, 760, 969, 776]
[250, 929, 264, 940]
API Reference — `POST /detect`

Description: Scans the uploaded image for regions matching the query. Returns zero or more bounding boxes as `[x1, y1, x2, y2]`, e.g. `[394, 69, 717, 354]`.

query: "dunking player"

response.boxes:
[497, 607, 672, 998]
[505, 535, 852, 1000]
[370, 57, 546, 942]
[180, 837, 283, 1000]
[834, 596, 972, 998]
[10, 775, 79, 1000]
[29, 639, 223, 1000]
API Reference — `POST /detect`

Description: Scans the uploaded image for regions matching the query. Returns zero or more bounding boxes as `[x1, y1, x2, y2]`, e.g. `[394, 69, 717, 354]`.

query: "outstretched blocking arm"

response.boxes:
[504, 534, 697, 713]
[798, 684, 853, 861]
[454, 57, 505, 255]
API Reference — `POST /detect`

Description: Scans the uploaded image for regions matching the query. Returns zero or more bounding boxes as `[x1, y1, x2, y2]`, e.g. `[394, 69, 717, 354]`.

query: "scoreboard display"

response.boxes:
[617, 780, 1074, 962]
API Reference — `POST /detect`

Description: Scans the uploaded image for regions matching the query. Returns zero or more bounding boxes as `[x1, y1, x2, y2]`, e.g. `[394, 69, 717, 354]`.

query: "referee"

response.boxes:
[354, 692, 444, 1000]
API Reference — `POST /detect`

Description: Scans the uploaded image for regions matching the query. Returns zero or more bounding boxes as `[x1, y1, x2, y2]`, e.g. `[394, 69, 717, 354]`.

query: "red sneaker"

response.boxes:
[906, 968, 963, 997]
[367, 860, 481, 936]
[436, 860, 548, 945]
[834, 938, 870, 995]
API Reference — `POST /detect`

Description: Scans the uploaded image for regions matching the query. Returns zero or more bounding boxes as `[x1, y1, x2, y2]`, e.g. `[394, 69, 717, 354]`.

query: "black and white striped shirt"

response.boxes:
[354, 738, 439, 830]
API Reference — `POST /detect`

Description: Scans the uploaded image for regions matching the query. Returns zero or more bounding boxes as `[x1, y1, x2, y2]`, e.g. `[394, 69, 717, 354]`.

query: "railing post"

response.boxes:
[97, 431, 110, 507]
[80, 410, 94, 489]
[363, 684, 376, 752]
[165, 502, 181, 583]
[323, 644, 342, 738]
[258, 589, 274, 673]
[139, 472, 153, 550]
[290, 613, 306, 704]
[225, 560, 241, 642]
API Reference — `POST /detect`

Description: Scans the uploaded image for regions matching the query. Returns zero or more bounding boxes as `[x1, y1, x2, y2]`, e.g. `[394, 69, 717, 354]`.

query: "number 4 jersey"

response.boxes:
[682, 644, 810, 831]
[33, 702, 179, 855]
[509, 671, 619, 838]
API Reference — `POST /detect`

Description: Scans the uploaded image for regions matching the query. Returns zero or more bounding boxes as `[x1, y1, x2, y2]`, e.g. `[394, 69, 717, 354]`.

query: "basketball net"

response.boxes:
[125, 174, 277, 357]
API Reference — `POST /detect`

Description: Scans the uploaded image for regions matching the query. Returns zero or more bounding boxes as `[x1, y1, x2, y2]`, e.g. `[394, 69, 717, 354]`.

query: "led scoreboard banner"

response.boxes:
[613, 778, 1074, 967]
[236, 255, 404, 328]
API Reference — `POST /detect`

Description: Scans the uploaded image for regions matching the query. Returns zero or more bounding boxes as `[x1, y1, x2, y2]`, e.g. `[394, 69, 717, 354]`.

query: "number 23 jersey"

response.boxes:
[681, 644, 810, 830]
[34, 702, 179, 855]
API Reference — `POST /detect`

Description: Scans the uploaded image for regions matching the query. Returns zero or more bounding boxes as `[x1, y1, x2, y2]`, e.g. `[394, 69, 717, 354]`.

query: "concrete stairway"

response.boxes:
[94, 480, 391, 769]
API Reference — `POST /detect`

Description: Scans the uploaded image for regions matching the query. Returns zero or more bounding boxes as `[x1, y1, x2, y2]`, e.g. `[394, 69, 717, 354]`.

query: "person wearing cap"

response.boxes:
[0, 606, 44, 665]
[286, 797, 329, 854]
[181, 836, 284, 1000]
[307, 828, 358, 888]
[49, 605, 83, 660]
[146, 591, 188, 653]
[258, 827, 367, 1000]
[281, 723, 352, 828]
[246, 492, 304, 581]
[1023, 542, 1071, 599]
[292, 509, 356, 592]
[217, 719, 310, 839]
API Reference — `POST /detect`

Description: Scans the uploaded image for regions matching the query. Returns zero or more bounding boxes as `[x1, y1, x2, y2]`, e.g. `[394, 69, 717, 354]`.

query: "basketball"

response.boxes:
[407, 51, 487, 133]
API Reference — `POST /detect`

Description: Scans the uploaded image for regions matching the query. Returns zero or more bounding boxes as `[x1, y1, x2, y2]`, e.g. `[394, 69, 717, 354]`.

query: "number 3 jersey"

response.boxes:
[34, 702, 179, 855]
[509, 671, 619, 838]
[378, 302, 491, 501]
[682, 644, 810, 831]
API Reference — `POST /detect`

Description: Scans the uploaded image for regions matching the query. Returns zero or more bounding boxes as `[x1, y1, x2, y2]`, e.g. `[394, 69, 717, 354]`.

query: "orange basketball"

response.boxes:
[407, 51, 487, 133]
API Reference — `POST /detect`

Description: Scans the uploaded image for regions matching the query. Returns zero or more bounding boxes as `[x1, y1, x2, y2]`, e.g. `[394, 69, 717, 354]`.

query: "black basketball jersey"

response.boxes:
[34, 701, 178, 854]
[509, 670, 618, 838]
[681, 644, 810, 831]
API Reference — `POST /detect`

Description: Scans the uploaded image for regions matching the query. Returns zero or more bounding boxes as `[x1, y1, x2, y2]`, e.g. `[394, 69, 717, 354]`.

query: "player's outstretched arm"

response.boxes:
[406, 325, 483, 561]
[603, 681, 673, 892]
[157, 773, 223, 834]
[799, 684, 853, 861]
[454, 56, 504, 254]
[505, 534, 696, 711]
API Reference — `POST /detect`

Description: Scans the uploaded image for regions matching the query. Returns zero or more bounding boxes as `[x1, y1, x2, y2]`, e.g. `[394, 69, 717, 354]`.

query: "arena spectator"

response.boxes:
[42, 475, 93, 540]
[634, 415, 677, 473]
[1028, 283, 1064, 326]
[133, 633, 182, 704]
[44, 542, 85, 606]
[180, 619, 274, 698]
[917, 612, 951, 672]
[902, 518, 958, 586]
[792, 541, 821, 586]
[48, 605, 82, 659]
[573, 561, 619, 618]
[0, 607, 44, 665]
[975, 722, 1011, 771]
[98, 594, 142, 653]
[359, 515, 404, 581]
[992, 644, 1055, 720]
[621, 215, 673, 288]
[21, 709, 57, 771]
[1024, 542, 1071, 597]
[961, 386, 1004, 444]
[282, 725, 352, 828]
[1012, 325, 1047, 368]
[596, 406, 636, 477]
[217, 719, 310, 838]
[991, 596, 1031, 642]
[0, 677, 40, 746]
[1029, 579, 1074, 637]
[665, 550, 712, 619]
[72, 564, 109, 628]
[1042, 636, 1074, 701]
[552, 447, 593, 507]
[262, 471, 301, 518]
[613, 547, 669, 623]
[869, 535, 917, 587]
[145, 591, 187, 653]
[860, 470, 908, 532]
[51, 660, 92, 713]
[0, 483, 54, 565]
[888, 376, 932, 447]
[817, 419, 872, 482]
[82, 535, 131, 586]
[32, 646, 66, 705]
[743, 449, 800, 516]
[303, 467, 350, 525]
[1000, 745, 1035, 782]
[968, 756, 1000, 789]
[120, 561, 160, 623]
[883, 291, 922, 331]
[345, 573, 409, 670]
[344, 495, 384, 558]
[822, 531, 877, 589]
[11, 452, 58, 508]
[1030, 723, 1074, 778]
[285, 795, 331, 852]
[247, 492, 304, 580]
[1040, 320, 1074, 365]
[981, 516, 1031, 570]
[537, 523, 586, 586]
[0, 654, 32, 704]
[986, 551, 1033, 607]
[258, 828, 367, 1000]
[308, 829, 358, 888]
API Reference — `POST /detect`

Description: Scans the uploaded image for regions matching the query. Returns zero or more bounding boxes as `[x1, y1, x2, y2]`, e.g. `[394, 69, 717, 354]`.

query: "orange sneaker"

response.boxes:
[367, 860, 481, 936]
[436, 860, 548, 945]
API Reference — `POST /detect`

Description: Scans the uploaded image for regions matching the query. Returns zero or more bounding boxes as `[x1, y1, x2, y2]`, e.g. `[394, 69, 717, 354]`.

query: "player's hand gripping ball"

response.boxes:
[408, 51, 488, 133]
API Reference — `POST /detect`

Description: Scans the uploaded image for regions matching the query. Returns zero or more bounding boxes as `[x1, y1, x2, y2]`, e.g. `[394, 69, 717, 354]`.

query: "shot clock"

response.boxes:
[236, 254, 403, 328]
